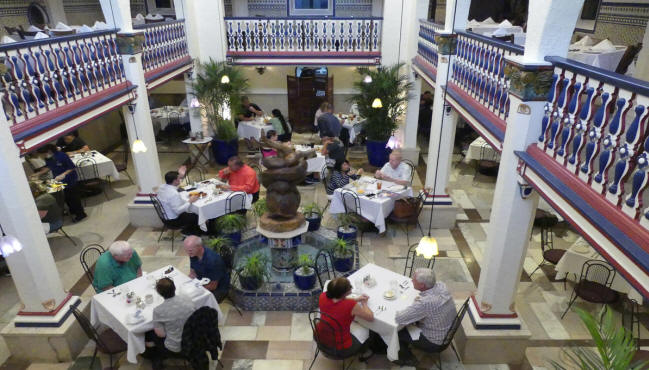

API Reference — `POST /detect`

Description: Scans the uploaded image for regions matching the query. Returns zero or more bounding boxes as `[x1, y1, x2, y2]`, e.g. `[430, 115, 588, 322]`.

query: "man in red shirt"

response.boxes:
[218, 156, 260, 203]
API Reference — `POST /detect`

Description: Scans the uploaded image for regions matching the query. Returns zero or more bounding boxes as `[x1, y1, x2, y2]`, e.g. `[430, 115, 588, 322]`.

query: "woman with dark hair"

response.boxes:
[326, 160, 363, 195]
[317, 277, 374, 357]
[270, 109, 292, 142]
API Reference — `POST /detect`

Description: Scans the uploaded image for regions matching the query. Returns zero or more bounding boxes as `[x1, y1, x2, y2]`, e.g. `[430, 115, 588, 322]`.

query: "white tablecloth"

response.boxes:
[329, 177, 413, 233]
[567, 47, 626, 71]
[71, 151, 120, 180]
[181, 179, 253, 231]
[347, 264, 419, 361]
[237, 119, 274, 140]
[464, 137, 500, 163]
[295, 145, 326, 173]
[90, 265, 222, 363]
[151, 106, 190, 132]
[554, 238, 642, 302]
[470, 25, 523, 36]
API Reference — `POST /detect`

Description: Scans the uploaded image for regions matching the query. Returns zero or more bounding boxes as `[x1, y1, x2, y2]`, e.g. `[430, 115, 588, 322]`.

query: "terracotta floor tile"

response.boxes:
[221, 341, 269, 360]
[225, 310, 254, 326]
[265, 341, 314, 361]
[264, 311, 293, 326]
[256, 325, 291, 341]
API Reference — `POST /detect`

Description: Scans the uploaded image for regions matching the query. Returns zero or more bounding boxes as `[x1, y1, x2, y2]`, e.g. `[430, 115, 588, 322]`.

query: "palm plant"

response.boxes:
[349, 64, 414, 142]
[331, 238, 353, 258]
[252, 197, 268, 218]
[239, 251, 270, 283]
[206, 236, 231, 254]
[295, 253, 315, 276]
[551, 307, 649, 370]
[215, 213, 247, 233]
[192, 59, 248, 141]
[337, 213, 358, 233]
[302, 202, 324, 219]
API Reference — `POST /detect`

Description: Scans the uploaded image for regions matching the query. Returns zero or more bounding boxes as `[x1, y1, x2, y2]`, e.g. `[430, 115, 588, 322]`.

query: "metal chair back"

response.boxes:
[77, 158, 99, 182]
[80, 244, 105, 289]
[404, 243, 435, 277]
[320, 165, 330, 192]
[308, 310, 347, 358]
[314, 249, 336, 289]
[439, 297, 470, 350]
[402, 158, 416, 184]
[225, 191, 247, 213]
[581, 259, 616, 288]
[150, 194, 171, 223]
[340, 189, 361, 215]
[71, 305, 109, 351]
[622, 298, 641, 350]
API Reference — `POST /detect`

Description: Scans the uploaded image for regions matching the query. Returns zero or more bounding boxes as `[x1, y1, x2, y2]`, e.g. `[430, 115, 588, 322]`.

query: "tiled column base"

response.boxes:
[418, 201, 460, 229]
[0, 299, 90, 363]
[128, 195, 163, 228]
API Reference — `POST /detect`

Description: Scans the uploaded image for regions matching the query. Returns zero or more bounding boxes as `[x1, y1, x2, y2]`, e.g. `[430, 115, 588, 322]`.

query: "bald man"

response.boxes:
[93, 241, 142, 292]
[375, 150, 411, 186]
[183, 236, 230, 302]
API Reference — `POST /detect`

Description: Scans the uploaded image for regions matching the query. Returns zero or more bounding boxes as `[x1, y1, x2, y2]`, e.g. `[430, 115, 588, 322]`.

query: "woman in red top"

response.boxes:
[317, 277, 374, 357]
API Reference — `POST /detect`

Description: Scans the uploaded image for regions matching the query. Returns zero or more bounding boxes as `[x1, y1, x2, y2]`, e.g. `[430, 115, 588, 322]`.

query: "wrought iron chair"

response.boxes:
[621, 298, 649, 364]
[108, 147, 134, 185]
[321, 165, 333, 212]
[561, 259, 618, 319]
[314, 249, 337, 290]
[403, 243, 435, 278]
[225, 191, 247, 214]
[530, 214, 568, 288]
[80, 244, 105, 292]
[413, 298, 470, 370]
[150, 194, 183, 251]
[386, 190, 426, 246]
[71, 306, 127, 369]
[308, 310, 363, 370]
[77, 157, 109, 203]
[48, 224, 77, 246]
[341, 189, 374, 247]
[402, 158, 416, 185]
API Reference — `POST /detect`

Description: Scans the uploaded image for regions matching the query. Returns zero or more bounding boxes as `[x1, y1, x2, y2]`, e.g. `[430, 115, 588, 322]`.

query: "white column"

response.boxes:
[470, 0, 584, 329]
[403, 73, 422, 150]
[380, 0, 403, 66]
[121, 53, 163, 194]
[232, 0, 249, 16]
[184, 73, 206, 135]
[99, 0, 133, 32]
[0, 112, 67, 313]
[45, 0, 67, 25]
[183, 0, 227, 62]
[632, 20, 649, 82]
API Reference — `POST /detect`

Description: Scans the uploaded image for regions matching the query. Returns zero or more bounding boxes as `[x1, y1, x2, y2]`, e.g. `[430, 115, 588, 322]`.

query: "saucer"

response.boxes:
[383, 290, 397, 300]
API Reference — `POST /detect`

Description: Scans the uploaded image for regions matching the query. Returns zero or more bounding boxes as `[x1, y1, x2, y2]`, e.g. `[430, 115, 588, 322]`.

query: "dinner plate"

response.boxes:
[386, 184, 405, 191]
[383, 290, 397, 300]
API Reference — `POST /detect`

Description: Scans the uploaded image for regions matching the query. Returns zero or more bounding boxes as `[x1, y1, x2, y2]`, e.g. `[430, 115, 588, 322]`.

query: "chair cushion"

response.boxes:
[575, 281, 618, 304]
[97, 329, 127, 354]
[543, 249, 566, 264]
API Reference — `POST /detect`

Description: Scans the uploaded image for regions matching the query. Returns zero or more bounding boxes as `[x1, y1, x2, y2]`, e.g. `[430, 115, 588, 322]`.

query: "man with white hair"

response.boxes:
[392, 268, 456, 366]
[93, 241, 142, 292]
[375, 150, 411, 186]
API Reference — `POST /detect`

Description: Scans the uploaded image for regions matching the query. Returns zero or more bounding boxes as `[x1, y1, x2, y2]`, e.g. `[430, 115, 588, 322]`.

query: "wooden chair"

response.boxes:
[403, 242, 435, 278]
[150, 194, 183, 251]
[308, 310, 363, 370]
[561, 260, 618, 319]
[71, 306, 127, 369]
[615, 43, 642, 75]
[80, 244, 105, 292]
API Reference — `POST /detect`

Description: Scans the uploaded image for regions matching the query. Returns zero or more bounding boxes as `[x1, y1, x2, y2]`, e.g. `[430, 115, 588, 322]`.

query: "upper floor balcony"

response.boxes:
[224, 17, 382, 65]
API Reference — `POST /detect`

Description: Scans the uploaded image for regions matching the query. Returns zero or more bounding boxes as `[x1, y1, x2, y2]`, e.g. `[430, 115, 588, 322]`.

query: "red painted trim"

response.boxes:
[413, 55, 437, 81]
[144, 56, 193, 81]
[470, 295, 518, 318]
[17, 293, 73, 316]
[10, 83, 133, 137]
[227, 51, 381, 57]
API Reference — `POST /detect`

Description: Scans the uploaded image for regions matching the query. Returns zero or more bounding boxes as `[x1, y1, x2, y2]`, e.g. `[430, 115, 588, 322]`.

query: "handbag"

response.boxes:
[393, 196, 421, 218]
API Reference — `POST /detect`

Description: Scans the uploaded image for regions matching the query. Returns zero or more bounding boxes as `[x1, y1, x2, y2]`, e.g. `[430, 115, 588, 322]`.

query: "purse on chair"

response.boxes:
[393, 196, 421, 218]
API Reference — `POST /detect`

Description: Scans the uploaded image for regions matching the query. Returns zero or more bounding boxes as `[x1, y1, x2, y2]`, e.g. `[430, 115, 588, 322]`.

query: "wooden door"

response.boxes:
[287, 75, 334, 133]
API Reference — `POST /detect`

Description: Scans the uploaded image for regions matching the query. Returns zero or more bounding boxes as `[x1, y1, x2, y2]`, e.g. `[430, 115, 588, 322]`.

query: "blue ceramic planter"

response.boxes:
[366, 140, 391, 167]
[212, 138, 238, 165]
[333, 254, 353, 272]
[337, 226, 357, 244]
[306, 215, 321, 231]
[293, 268, 316, 290]
[224, 231, 242, 246]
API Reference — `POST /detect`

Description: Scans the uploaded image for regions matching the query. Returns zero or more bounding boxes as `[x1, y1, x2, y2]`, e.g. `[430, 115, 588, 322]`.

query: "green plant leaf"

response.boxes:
[215, 213, 247, 233]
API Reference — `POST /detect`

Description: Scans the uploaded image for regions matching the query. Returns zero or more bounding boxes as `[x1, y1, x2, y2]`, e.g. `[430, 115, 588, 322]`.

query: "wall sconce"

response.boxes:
[256, 66, 266, 75]
[363, 75, 372, 84]
[221, 75, 230, 84]
[371, 98, 382, 108]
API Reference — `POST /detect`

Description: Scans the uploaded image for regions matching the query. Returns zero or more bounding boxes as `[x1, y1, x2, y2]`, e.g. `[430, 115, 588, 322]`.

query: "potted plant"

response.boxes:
[238, 252, 270, 290]
[331, 238, 354, 272]
[192, 60, 249, 164]
[349, 64, 413, 167]
[302, 202, 324, 231]
[206, 236, 234, 270]
[293, 254, 316, 290]
[252, 198, 269, 243]
[336, 213, 358, 244]
[215, 213, 247, 245]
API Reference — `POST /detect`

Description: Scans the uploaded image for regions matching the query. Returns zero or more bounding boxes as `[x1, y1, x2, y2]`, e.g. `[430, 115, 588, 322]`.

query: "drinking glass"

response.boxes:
[377, 181, 382, 190]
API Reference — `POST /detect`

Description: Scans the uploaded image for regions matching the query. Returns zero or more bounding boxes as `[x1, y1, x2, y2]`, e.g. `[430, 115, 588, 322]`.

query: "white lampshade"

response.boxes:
[371, 98, 383, 109]
[363, 75, 372, 84]
[221, 75, 230, 84]
[386, 135, 401, 149]
[131, 139, 147, 153]
[416, 236, 439, 259]
[0, 235, 23, 258]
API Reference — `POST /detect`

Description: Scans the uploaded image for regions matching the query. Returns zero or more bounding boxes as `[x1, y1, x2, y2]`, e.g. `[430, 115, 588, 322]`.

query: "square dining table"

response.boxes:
[90, 265, 222, 363]
[70, 150, 120, 180]
[180, 178, 253, 231]
[237, 118, 274, 140]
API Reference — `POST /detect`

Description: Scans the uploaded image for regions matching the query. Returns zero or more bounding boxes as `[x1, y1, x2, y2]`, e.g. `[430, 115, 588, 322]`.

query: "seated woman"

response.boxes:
[270, 109, 292, 142]
[326, 160, 363, 195]
[318, 277, 373, 357]
[261, 130, 279, 158]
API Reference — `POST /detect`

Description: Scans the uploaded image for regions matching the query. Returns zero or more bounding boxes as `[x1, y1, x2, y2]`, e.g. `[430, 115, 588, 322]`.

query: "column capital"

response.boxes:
[504, 57, 554, 101]
[116, 32, 145, 55]
[434, 33, 457, 56]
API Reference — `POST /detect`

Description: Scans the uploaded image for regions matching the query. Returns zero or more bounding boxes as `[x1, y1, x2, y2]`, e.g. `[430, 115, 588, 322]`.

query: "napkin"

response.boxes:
[468, 19, 481, 27]
[34, 32, 49, 39]
[492, 27, 511, 37]
[126, 310, 145, 325]
[1, 36, 16, 44]
[145, 13, 164, 20]
[77, 25, 93, 33]
[55, 22, 72, 31]
[93, 21, 110, 30]
[27, 25, 42, 32]
[482, 17, 496, 24]
[499, 19, 513, 27]
[570, 35, 594, 49]
[590, 39, 616, 52]
[135, 13, 145, 20]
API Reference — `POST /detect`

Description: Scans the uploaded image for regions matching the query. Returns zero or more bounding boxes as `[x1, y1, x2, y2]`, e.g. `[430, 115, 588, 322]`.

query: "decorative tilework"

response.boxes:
[578, 2, 649, 45]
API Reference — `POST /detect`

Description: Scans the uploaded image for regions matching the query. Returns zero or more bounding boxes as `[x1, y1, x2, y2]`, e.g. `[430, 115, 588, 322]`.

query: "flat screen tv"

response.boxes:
[296, 66, 328, 78]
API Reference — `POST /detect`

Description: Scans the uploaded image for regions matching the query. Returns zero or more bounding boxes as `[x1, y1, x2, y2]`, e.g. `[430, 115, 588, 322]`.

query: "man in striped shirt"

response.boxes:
[393, 268, 457, 366]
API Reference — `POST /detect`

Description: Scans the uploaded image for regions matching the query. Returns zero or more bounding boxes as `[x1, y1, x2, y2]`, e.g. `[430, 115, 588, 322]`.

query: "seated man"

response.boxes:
[183, 235, 230, 302]
[145, 277, 196, 370]
[393, 268, 456, 367]
[56, 132, 90, 155]
[93, 241, 142, 292]
[375, 150, 411, 186]
[156, 168, 202, 235]
[30, 182, 64, 233]
[237, 96, 263, 122]
[218, 156, 260, 203]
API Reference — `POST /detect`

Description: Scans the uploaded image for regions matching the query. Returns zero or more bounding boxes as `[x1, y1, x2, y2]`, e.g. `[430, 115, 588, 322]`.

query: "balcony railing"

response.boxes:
[451, 30, 524, 121]
[0, 29, 125, 128]
[224, 17, 382, 54]
[417, 19, 443, 69]
[538, 56, 649, 232]
[134, 19, 190, 73]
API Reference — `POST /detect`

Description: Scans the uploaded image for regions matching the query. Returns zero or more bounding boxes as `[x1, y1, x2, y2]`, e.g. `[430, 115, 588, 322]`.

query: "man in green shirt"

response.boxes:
[93, 241, 142, 292]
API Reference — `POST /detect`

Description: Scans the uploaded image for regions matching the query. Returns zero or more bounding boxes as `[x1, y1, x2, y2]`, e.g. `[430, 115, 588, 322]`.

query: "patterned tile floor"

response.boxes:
[3, 141, 648, 370]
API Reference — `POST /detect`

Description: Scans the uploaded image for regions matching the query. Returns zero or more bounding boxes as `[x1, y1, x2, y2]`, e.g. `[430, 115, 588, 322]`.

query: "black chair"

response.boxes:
[414, 298, 470, 370]
[80, 244, 105, 291]
[48, 224, 77, 246]
[181, 306, 224, 370]
[225, 191, 247, 214]
[341, 189, 374, 246]
[308, 310, 362, 370]
[403, 242, 435, 278]
[621, 298, 649, 364]
[530, 213, 568, 287]
[615, 43, 642, 75]
[71, 306, 127, 369]
[150, 194, 183, 251]
[402, 158, 416, 185]
[321, 165, 333, 211]
[217, 243, 243, 317]
[77, 157, 109, 203]
[108, 148, 134, 185]
[561, 260, 618, 319]
[314, 249, 336, 290]
[492, 34, 515, 43]
[386, 190, 426, 246]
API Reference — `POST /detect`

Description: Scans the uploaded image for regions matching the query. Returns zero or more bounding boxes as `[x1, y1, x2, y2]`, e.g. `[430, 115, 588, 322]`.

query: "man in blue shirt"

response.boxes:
[183, 236, 230, 302]
[317, 104, 342, 139]
[34, 144, 87, 222]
